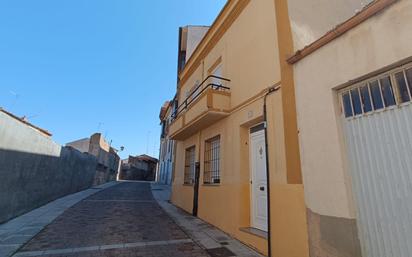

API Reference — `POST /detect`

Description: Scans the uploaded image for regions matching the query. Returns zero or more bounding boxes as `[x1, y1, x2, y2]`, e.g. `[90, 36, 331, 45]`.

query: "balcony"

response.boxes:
[169, 75, 231, 140]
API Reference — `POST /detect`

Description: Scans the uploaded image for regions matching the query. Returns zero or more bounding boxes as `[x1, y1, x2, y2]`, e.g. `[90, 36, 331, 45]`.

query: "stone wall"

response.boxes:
[0, 111, 97, 224]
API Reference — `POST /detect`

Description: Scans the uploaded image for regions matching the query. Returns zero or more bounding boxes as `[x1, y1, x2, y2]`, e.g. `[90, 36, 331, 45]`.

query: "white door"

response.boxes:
[250, 128, 268, 232]
[340, 69, 412, 257]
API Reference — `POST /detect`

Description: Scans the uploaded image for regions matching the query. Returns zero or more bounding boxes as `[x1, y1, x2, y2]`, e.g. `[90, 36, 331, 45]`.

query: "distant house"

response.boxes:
[158, 100, 175, 185]
[119, 154, 158, 181]
[66, 133, 120, 185]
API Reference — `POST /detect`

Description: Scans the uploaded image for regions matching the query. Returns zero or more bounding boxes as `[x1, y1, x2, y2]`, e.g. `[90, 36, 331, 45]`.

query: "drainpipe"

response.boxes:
[263, 84, 281, 257]
[192, 131, 202, 216]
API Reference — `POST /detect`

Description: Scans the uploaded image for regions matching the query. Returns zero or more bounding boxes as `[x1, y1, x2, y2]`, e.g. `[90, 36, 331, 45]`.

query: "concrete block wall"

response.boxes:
[0, 111, 97, 224]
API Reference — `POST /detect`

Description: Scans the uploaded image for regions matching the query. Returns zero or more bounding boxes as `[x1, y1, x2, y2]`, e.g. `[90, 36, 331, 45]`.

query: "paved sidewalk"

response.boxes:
[12, 182, 209, 257]
[151, 183, 265, 257]
[0, 182, 119, 257]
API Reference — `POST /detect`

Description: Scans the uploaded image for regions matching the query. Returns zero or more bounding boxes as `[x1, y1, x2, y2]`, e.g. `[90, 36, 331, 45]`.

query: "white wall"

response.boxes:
[186, 26, 209, 62]
[287, 0, 373, 50]
[293, 0, 412, 218]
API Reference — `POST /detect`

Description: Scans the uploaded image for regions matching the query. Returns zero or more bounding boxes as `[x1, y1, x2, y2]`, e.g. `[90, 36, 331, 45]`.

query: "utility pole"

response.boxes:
[146, 131, 151, 154]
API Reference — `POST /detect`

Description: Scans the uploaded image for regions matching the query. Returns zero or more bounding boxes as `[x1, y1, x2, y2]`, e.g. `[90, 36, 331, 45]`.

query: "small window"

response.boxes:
[341, 64, 412, 119]
[380, 76, 396, 107]
[342, 92, 353, 118]
[370, 80, 384, 110]
[360, 85, 373, 113]
[184, 146, 196, 184]
[405, 68, 412, 96]
[351, 88, 363, 115]
[394, 71, 411, 103]
[204, 135, 220, 184]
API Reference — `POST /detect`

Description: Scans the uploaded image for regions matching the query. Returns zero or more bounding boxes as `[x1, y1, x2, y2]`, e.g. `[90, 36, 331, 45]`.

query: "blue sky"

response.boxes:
[0, 0, 226, 159]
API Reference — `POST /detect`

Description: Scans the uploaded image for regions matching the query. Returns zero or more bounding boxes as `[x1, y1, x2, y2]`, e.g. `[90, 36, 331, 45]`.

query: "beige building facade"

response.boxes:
[167, 0, 308, 256]
[288, 0, 412, 256]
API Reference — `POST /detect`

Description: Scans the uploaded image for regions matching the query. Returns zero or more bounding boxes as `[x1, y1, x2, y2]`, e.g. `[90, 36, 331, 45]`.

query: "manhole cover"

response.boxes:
[206, 247, 235, 257]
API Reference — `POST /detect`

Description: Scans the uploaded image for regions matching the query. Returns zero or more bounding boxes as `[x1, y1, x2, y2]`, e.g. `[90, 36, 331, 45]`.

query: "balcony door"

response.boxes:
[210, 63, 222, 88]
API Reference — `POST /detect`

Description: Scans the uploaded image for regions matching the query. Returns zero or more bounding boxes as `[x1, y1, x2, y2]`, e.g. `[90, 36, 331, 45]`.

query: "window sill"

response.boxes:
[239, 227, 268, 240]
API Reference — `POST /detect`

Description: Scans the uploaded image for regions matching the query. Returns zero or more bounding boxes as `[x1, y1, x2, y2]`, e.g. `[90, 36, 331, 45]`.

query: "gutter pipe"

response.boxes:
[263, 84, 281, 257]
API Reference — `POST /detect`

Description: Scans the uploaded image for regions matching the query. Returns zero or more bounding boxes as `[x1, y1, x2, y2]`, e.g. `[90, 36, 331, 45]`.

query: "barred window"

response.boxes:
[360, 85, 373, 113]
[380, 76, 396, 107]
[370, 80, 384, 110]
[184, 146, 195, 184]
[204, 135, 220, 184]
[341, 65, 412, 118]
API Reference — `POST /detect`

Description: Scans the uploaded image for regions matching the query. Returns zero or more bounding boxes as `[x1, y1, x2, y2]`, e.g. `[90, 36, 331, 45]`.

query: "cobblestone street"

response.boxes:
[13, 182, 209, 257]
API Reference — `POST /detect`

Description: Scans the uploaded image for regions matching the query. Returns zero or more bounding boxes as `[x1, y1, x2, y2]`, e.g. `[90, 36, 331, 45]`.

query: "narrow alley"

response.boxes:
[3, 182, 263, 257]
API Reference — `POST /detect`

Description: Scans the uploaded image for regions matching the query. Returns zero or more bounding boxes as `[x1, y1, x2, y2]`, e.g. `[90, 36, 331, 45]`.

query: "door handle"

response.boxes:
[259, 186, 265, 191]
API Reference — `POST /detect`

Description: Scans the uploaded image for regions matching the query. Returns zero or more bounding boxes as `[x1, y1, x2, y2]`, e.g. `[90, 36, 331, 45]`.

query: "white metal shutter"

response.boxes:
[342, 104, 412, 257]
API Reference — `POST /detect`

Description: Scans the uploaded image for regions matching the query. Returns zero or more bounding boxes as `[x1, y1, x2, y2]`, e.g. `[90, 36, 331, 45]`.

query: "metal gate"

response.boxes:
[340, 65, 412, 257]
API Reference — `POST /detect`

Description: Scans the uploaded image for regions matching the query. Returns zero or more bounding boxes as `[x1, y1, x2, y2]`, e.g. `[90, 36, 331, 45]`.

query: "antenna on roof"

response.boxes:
[27, 114, 39, 119]
[146, 131, 151, 154]
[21, 114, 39, 122]
[97, 122, 104, 132]
[9, 90, 20, 110]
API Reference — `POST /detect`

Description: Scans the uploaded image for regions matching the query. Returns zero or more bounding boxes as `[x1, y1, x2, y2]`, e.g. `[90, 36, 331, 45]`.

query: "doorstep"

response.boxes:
[239, 227, 268, 240]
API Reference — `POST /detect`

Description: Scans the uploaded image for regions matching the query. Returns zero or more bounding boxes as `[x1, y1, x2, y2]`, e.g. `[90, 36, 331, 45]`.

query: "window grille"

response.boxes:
[184, 146, 196, 184]
[341, 65, 412, 118]
[204, 136, 220, 184]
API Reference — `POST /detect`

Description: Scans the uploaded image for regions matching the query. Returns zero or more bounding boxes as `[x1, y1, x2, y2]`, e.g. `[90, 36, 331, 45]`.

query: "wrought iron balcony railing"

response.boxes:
[172, 75, 231, 120]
